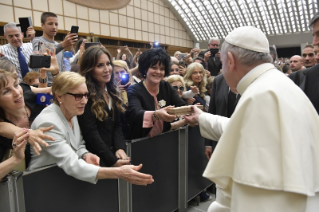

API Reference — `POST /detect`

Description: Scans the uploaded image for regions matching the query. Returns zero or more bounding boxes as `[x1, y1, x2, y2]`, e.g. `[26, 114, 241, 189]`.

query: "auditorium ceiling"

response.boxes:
[164, 0, 319, 42]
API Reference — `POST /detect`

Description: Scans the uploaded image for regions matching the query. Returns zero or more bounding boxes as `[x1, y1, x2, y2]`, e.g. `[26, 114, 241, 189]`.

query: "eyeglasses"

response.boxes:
[209, 43, 219, 47]
[67, 92, 90, 101]
[172, 85, 184, 91]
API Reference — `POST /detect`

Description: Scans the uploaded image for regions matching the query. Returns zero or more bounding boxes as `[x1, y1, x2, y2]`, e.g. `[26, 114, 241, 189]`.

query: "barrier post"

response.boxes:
[178, 126, 188, 212]
[119, 142, 133, 212]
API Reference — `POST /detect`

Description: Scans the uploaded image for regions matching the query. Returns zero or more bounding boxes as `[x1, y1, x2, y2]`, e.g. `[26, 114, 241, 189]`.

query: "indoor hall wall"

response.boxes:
[0, 0, 194, 48]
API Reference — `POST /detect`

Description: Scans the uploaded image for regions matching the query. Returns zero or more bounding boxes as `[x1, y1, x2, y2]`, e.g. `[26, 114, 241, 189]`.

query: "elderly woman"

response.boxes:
[0, 70, 54, 170]
[28, 72, 153, 185]
[184, 62, 207, 109]
[127, 48, 186, 139]
[78, 47, 129, 167]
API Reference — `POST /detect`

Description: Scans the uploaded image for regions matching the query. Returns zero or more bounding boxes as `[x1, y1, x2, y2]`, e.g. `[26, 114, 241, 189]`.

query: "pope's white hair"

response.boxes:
[221, 41, 273, 66]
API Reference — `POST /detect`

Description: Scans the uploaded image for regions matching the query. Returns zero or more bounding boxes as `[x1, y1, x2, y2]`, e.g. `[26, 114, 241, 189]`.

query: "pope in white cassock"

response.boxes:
[184, 26, 319, 212]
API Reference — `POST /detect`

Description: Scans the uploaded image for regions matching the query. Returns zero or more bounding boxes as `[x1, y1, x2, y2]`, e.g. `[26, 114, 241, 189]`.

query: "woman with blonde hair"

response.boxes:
[183, 62, 207, 109]
[28, 72, 153, 185]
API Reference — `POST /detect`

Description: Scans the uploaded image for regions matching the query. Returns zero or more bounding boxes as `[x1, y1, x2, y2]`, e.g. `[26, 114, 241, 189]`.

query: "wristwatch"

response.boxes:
[38, 76, 48, 83]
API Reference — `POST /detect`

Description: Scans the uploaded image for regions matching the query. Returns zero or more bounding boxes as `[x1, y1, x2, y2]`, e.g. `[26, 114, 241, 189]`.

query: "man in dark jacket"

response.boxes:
[198, 38, 222, 76]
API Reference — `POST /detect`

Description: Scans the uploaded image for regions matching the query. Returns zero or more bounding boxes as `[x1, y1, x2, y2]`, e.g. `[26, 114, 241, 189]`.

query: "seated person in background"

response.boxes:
[23, 71, 40, 86]
[78, 47, 129, 167]
[0, 70, 53, 170]
[28, 72, 153, 185]
[0, 129, 28, 179]
[183, 62, 208, 109]
[116, 45, 133, 69]
[127, 48, 186, 139]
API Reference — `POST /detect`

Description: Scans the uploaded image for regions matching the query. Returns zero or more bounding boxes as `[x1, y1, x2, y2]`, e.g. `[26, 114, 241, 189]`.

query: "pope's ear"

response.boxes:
[227, 52, 236, 72]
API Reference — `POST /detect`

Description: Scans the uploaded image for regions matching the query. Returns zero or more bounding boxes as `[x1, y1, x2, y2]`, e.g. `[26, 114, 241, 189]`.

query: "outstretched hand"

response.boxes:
[156, 106, 176, 122]
[119, 164, 154, 185]
[183, 105, 203, 127]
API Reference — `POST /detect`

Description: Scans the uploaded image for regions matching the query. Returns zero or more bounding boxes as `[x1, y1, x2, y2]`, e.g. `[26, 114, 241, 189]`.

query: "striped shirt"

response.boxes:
[0, 43, 34, 81]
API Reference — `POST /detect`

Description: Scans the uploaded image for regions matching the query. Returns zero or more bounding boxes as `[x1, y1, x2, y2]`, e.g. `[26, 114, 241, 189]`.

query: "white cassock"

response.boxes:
[199, 63, 319, 212]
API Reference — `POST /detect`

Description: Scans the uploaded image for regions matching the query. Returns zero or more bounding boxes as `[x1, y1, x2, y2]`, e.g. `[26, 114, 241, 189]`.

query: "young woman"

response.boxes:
[78, 46, 129, 167]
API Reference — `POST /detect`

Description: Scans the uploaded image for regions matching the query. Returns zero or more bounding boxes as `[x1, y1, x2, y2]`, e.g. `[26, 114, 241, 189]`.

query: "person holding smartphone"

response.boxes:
[198, 38, 222, 77]
[32, 12, 78, 84]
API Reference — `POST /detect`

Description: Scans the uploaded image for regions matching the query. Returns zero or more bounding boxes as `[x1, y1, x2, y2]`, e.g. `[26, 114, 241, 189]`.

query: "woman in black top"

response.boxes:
[0, 70, 53, 168]
[127, 48, 186, 139]
[78, 46, 129, 167]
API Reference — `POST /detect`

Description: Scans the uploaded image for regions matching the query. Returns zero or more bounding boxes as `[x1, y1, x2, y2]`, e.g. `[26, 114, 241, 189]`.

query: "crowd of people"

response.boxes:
[0, 9, 319, 212]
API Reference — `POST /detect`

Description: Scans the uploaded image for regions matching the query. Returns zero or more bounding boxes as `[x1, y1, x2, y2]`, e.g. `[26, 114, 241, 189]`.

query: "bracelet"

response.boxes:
[38, 76, 48, 83]
[153, 111, 159, 121]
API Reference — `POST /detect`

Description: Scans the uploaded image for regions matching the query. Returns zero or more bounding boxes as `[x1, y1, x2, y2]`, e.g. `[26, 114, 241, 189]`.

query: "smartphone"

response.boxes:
[85, 42, 100, 49]
[70, 25, 79, 34]
[120, 73, 130, 85]
[179, 53, 187, 60]
[29, 55, 51, 68]
[18, 17, 32, 36]
[179, 61, 185, 67]
[36, 93, 53, 105]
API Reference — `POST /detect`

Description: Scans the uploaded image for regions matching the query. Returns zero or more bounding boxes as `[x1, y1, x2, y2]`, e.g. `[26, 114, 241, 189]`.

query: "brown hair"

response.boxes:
[0, 69, 18, 120]
[79, 46, 124, 122]
[23, 72, 40, 86]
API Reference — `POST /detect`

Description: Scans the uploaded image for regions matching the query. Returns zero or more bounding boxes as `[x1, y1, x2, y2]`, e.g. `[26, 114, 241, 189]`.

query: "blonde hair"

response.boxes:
[52, 72, 86, 105]
[166, 75, 186, 92]
[112, 60, 132, 105]
[174, 51, 181, 57]
[184, 62, 207, 99]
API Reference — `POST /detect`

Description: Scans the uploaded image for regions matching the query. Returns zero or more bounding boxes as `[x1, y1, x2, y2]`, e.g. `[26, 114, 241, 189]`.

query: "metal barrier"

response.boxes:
[0, 126, 212, 212]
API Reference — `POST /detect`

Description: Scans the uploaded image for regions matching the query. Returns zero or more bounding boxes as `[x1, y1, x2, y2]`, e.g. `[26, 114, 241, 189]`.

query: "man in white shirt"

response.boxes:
[185, 26, 319, 212]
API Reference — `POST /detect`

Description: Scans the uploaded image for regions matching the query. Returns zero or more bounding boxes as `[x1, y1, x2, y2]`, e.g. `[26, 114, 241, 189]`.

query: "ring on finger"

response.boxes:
[13, 142, 17, 147]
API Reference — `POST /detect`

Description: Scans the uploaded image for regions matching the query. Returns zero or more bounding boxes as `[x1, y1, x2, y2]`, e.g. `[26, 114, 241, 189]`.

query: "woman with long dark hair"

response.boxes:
[78, 46, 129, 167]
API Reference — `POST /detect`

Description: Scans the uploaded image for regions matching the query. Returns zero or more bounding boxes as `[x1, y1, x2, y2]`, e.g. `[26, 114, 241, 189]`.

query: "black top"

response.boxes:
[127, 80, 186, 139]
[289, 64, 319, 114]
[0, 90, 45, 166]
[199, 50, 222, 76]
[78, 97, 126, 167]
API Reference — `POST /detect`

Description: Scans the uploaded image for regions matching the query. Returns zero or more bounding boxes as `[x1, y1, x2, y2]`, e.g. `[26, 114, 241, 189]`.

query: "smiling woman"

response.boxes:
[127, 48, 186, 139]
[28, 72, 154, 185]
[78, 46, 129, 167]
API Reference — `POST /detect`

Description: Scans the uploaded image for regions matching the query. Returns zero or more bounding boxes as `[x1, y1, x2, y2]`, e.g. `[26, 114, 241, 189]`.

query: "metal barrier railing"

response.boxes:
[0, 126, 212, 212]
